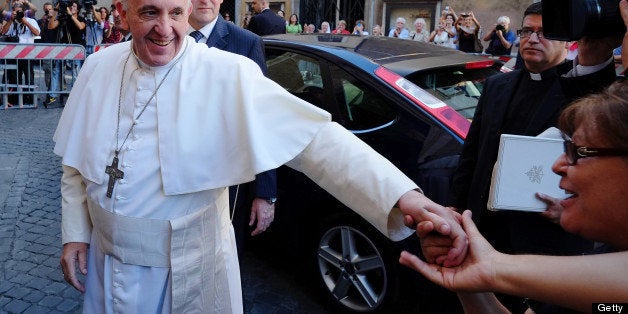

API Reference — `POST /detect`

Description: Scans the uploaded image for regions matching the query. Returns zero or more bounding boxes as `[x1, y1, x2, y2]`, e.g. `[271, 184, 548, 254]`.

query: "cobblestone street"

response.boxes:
[0, 109, 83, 313]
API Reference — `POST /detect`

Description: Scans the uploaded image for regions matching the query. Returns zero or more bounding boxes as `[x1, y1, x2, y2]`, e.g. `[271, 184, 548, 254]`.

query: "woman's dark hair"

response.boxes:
[559, 81, 628, 149]
[289, 13, 298, 25]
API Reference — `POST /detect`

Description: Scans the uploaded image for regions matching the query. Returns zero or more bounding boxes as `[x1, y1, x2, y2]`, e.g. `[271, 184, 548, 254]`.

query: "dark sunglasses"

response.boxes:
[562, 133, 628, 165]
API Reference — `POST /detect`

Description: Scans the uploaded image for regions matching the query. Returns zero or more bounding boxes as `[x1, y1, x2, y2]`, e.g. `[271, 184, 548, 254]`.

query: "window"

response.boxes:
[409, 67, 501, 120]
[329, 64, 396, 131]
[266, 50, 326, 109]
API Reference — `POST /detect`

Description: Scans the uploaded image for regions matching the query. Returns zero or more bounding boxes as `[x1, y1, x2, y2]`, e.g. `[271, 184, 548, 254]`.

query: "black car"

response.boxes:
[253, 34, 504, 313]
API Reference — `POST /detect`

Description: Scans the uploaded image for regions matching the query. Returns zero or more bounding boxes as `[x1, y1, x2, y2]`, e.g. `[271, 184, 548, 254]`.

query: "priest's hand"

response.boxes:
[60, 242, 88, 293]
[399, 210, 497, 292]
[250, 198, 275, 236]
[397, 190, 467, 267]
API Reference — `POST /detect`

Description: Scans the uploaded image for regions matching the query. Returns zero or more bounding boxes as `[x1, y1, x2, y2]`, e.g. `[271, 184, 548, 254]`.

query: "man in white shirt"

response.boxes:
[1, 2, 40, 106]
[55, 0, 467, 312]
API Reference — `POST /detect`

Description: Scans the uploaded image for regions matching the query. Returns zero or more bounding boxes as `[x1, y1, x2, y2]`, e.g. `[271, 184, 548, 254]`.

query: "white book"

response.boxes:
[487, 134, 567, 212]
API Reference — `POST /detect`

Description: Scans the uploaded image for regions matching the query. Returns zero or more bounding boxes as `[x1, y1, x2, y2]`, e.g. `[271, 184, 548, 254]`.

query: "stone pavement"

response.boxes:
[0, 107, 331, 314]
[0, 108, 83, 313]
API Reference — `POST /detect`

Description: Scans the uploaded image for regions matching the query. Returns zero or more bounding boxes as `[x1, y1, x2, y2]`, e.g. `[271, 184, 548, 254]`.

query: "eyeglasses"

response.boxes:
[517, 29, 544, 39]
[562, 134, 628, 165]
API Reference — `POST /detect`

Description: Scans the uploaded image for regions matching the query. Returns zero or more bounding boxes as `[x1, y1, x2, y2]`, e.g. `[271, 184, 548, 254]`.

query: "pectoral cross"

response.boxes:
[105, 152, 124, 198]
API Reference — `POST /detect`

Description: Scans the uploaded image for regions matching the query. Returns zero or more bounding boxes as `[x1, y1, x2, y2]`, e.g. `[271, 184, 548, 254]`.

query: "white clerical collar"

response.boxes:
[529, 72, 542, 81]
[188, 17, 218, 41]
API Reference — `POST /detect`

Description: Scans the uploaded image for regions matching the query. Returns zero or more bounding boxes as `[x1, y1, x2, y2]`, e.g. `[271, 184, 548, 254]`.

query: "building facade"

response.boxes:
[224, 0, 444, 35]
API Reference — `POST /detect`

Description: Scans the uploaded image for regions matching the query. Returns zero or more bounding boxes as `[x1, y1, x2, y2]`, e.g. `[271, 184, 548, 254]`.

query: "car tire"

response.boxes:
[313, 213, 405, 313]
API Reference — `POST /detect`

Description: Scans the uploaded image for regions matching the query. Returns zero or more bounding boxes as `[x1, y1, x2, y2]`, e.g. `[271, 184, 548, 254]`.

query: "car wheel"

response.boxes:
[316, 220, 397, 312]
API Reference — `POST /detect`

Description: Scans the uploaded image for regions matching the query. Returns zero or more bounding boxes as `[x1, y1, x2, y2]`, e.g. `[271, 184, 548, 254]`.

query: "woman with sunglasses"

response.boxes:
[400, 81, 628, 313]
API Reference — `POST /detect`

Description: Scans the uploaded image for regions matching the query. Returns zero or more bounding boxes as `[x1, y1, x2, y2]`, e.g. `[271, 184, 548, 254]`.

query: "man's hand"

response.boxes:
[60, 242, 88, 293]
[397, 190, 467, 267]
[249, 198, 275, 236]
[399, 210, 497, 292]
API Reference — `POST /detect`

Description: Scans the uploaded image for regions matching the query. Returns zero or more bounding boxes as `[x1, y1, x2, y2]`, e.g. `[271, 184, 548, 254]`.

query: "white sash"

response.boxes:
[87, 190, 234, 313]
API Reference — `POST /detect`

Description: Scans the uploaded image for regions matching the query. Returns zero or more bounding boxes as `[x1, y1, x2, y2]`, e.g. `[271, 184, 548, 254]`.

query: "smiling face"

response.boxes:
[189, 0, 222, 30]
[445, 14, 454, 26]
[118, 0, 192, 67]
[552, 125, 628, 248]
[372, 25, 380, 35]
[519, 14, 568, 73]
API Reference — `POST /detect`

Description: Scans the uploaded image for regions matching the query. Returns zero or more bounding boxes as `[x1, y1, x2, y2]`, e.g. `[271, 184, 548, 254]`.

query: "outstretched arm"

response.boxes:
[286, 123, 468, 265]
[401, 210, 628, 313]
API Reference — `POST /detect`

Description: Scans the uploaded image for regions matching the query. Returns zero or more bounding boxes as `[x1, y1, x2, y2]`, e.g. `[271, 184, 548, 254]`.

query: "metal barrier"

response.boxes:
[0, 43, 85, 109]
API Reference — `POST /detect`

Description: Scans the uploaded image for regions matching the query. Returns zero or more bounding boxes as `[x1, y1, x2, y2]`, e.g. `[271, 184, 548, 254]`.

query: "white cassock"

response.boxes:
[53, 37, 417, 313]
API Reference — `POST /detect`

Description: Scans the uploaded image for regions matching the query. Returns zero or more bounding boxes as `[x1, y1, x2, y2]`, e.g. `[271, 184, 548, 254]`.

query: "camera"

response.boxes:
[495, 24, 505, 31]
[15, 10, 24, 21]
[542, 0, 625, 40]
[56, 0, 70, 22]
[83, 0, 97, 12]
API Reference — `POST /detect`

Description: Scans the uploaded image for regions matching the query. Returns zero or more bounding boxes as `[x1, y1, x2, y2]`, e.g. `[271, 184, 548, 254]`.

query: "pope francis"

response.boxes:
[53, 0, 468, 312]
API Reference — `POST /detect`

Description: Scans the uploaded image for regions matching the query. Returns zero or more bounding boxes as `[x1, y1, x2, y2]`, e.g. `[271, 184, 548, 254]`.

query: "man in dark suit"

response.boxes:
[247, 0, 286, 36]
[189, 0, 277, 254]
[448, 2, 618, 311]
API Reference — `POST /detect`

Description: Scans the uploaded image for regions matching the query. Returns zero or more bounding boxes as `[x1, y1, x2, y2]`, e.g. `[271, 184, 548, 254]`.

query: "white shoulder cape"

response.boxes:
[53, 38, 331, 195]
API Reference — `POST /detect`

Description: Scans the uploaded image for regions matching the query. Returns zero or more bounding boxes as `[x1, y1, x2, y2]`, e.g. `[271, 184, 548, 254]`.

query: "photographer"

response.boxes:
[37, 2, 56, 107]
[1, 0, 37, 19]
[1, 2, 40, 106]
[456, 12, 481, 53]
[47, 0, 85, 105]
[83, 1, 103, 56]
[388, 17, 409, 39]
[482, 15, 516, 56]
[101, 6, 121, 43]
[352, 19, 368, 35]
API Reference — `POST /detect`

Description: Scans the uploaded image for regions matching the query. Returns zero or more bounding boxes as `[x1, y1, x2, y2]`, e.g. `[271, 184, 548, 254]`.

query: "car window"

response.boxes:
[265, 51, 325, 109]
[408, 67, 501, 120]
[329, 64, 397, 131]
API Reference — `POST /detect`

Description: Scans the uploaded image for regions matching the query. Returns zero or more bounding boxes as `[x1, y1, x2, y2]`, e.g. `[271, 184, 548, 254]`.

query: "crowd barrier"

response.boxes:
[0, 43, 85, 109]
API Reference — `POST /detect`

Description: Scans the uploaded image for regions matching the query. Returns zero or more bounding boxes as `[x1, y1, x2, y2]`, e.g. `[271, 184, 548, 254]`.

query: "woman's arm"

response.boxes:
[401, 210, 628, 313]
